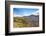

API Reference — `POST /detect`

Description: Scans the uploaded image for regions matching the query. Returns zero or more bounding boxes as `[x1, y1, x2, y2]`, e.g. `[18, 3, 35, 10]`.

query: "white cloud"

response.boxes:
[23, 14, 30, 16]
[13, 14, 23, 17]
[13, 11, 39, 17]
[32, 11, 39, 15]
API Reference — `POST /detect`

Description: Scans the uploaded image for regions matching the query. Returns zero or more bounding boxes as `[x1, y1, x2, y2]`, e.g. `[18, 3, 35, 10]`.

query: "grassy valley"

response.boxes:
[13, 15, 39, 28]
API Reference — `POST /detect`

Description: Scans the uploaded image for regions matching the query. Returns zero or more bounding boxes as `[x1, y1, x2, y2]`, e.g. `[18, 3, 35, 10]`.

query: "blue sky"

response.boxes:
[13, 8, 39, 17]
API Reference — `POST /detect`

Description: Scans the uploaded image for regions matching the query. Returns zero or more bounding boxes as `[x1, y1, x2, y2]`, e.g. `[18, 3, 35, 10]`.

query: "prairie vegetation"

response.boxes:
[13, 17, 39, 28]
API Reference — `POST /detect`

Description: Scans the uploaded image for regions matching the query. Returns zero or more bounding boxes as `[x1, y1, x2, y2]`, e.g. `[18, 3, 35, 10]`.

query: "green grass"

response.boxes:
[13, 17, 32, 28]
